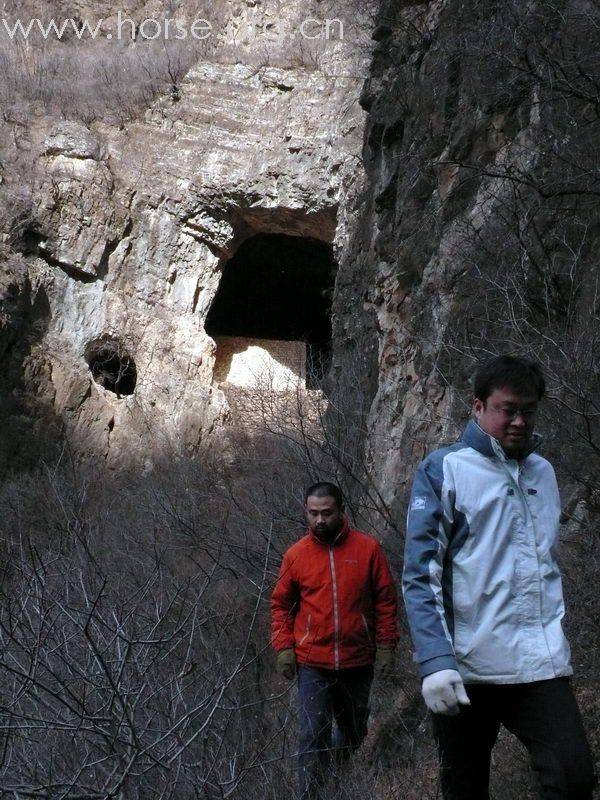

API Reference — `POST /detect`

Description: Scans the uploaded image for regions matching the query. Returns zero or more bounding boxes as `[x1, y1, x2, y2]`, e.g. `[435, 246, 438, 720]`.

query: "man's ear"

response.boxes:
[472, 398, 484, 420]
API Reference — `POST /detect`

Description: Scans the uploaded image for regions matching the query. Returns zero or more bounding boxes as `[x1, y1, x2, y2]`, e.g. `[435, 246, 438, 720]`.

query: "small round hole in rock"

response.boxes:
[84, 336, 137, 396]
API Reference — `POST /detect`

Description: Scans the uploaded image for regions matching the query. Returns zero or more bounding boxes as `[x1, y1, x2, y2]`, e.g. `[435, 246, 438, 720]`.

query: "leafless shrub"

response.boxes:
[0, 461, 296, 798]
[0, 424, 435, 799]
[0, 1, 223, 124]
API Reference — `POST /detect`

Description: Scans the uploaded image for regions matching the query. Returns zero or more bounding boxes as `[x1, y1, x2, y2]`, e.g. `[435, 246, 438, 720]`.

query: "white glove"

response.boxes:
[422, 669, 471, 716]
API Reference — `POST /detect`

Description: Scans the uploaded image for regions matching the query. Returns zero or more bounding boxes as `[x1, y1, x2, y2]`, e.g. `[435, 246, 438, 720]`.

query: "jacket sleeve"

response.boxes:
[402, 451, 458, 678]
[371, 544, 399, 650]
[271, 551, 299, 652]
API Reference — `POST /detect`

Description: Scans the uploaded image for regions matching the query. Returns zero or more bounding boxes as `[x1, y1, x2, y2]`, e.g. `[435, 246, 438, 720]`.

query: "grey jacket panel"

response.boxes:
[403, 420, 572, 684]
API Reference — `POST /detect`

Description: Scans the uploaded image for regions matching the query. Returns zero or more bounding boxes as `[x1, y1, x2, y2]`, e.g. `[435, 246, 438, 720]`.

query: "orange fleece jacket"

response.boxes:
[271, 518, 399, 670]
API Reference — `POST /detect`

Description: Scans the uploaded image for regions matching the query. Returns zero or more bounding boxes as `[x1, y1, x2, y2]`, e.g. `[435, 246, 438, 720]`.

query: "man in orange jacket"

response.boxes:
[271, 482, 399, 800]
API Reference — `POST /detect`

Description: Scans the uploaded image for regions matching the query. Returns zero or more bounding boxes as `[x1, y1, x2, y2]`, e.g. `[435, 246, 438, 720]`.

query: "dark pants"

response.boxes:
[432, 678, 596, 800]
[297, 664, 373, 800]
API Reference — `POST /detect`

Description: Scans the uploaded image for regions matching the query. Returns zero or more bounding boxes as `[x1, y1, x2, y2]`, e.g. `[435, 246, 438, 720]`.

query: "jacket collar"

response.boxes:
[309, 514, 350, 546]
[462, 419, 542, 461]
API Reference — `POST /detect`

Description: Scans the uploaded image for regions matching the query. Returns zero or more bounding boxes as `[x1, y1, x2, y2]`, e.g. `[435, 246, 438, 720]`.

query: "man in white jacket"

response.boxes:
[403, 355, 595, 799]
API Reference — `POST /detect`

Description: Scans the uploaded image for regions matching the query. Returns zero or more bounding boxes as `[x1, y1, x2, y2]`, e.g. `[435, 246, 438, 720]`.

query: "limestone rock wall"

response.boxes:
[0, 0, 374, 469]
[5, 0, 595, 509]
[331, 0, 600, 515]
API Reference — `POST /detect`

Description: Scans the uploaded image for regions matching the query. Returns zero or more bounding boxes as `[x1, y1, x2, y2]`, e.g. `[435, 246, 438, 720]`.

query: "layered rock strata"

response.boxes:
[0, 0, 373, 468]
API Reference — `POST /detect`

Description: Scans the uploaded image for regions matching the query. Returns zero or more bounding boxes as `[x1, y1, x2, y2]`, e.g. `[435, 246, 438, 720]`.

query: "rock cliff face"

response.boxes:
[333, 0, 600, 512]
[0, 0, 374, 470]
[2, 0, 599, 511]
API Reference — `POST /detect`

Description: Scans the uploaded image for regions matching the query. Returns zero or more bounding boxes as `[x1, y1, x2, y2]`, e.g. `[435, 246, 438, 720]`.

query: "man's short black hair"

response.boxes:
[473, 355, 546, 402]
[304, 482, 344, 509]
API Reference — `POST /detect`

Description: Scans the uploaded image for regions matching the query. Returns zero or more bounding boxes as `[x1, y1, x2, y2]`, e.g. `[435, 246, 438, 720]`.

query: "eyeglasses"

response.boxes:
[485, 404, 538, 421]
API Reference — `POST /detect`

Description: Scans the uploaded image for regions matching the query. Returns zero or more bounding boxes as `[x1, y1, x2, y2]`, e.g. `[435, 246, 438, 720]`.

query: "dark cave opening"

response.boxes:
[205, 233, 336, 387]
[84, 336, 137, 396]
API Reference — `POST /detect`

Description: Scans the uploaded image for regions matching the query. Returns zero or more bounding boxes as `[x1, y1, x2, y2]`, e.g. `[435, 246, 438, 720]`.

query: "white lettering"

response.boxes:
[69, 18, 104, 40]
[173, 19, 187, 40]
[116, 11, 136, 41]
[36, 18, 72, 40]
[191, 18, 212, 40]
[325, 18, 344, 41]
[2, 17, 37, 39]
[139, 18, 161, 40]
[299, 18, 321, 40]
[0, 14, 218, 43]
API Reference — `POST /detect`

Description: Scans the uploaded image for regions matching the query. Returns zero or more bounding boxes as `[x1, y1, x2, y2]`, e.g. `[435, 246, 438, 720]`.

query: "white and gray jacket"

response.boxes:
[403, 420, 572, 684]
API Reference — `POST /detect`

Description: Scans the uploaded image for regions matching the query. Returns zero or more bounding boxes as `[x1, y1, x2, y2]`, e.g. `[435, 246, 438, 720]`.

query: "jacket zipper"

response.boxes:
[328, 547, 340, 669]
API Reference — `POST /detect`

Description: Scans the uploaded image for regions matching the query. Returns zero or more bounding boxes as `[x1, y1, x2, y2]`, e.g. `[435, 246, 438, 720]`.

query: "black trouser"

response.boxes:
[432, 678, 596, 800]
[297, 665, 373, 800]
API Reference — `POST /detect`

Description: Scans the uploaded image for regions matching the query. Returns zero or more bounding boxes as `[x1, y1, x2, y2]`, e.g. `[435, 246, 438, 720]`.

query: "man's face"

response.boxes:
[473, 386, 539, 458]
[304, 495, 344, 538]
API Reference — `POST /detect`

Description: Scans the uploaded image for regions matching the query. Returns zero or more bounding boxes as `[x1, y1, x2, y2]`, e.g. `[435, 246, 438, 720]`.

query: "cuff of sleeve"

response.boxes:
[419, 655, 458, 679]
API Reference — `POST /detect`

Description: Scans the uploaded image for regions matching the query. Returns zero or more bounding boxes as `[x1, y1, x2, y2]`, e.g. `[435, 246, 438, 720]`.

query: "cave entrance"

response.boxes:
[84, 335, 137, 397]
[205, 234, 335, 390]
